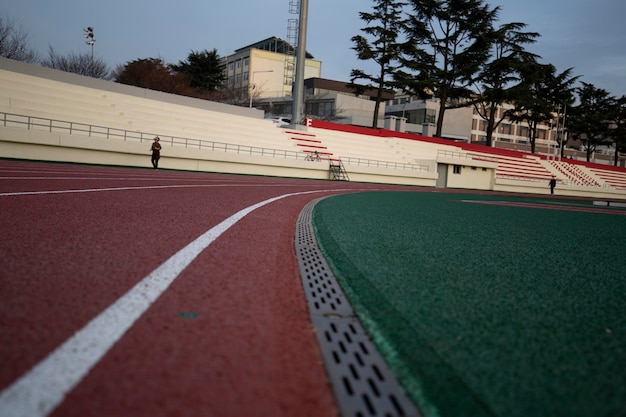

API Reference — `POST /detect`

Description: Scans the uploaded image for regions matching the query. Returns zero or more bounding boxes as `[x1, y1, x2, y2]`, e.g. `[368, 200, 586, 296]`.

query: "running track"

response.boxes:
[0, 160, 419, 417]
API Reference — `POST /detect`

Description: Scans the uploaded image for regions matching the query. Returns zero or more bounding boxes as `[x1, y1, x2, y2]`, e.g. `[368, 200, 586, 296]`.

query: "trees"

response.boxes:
[350, 0, 408, 128]
[40, 46, 110, 79]
[508, 62, 577, 154]
[0, 13, 38, 63]
[399, 0, 498, 137]
[171, 49, 226, 94]
[472, 22, 540, 147]
[609, 95, 626, 166]
[568, 82, 615, 162]
[113, 58, 194, 96]
[114, 52, 228, 100]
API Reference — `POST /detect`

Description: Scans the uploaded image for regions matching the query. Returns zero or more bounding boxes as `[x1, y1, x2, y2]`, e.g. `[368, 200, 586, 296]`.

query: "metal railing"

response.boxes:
[437, 149, 498, 164]
[0, 111, 302, 160]
[339, 155, 429, 172]
[1, 111, 434, 173]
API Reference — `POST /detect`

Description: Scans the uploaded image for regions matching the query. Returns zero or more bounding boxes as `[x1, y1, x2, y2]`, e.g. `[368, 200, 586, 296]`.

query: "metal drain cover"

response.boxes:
[295, 198, 421, 417]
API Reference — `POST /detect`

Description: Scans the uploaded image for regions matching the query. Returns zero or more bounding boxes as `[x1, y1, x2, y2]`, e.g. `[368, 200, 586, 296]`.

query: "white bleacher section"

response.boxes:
[0, 64, 282, 150]
[587, 167, 626, 189]
[304, 127, 452, 169]
[466, 151, 553, 181]
[548, 161, 602, 187]
[1, 58, 625, 199]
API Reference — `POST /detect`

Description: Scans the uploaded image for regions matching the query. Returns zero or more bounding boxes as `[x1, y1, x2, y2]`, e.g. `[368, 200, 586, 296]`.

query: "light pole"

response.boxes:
[83, 26, 95, 73]
[249, 70, 274, 109]
[291, 0, 309, 125]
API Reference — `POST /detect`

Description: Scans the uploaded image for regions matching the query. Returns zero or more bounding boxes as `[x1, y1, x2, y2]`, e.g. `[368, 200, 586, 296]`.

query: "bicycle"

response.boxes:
[304, 152, 322, 162]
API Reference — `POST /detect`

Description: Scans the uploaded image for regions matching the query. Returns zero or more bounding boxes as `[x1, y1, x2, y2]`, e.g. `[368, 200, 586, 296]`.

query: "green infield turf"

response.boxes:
[313, 191, 626, 417]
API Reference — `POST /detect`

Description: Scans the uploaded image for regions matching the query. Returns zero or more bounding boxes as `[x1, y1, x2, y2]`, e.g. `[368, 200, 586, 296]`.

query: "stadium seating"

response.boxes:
[1, 57, 625, 198]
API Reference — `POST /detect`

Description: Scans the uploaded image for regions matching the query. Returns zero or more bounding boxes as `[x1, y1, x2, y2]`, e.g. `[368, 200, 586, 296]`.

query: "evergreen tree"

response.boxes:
[399, 0, 497, 137]
[472, 21, 540, 146]
[172, 49, 226, 93]
[568, 82, 615, 162]
[350, 0, 408, 128]
[609, 95, 626, 166]
[509, 62, 577, 154]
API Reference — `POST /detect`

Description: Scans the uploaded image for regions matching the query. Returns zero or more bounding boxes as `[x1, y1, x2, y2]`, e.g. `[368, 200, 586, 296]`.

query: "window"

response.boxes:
[453, 165, 462, 174]
[404, 109, 436, 125]
[537, 129, 547, 139]
[243, 57, 249, 67]
[306, 100, 336, 119]
[501, 123, 512, 135]
[519, 126, 529, 138]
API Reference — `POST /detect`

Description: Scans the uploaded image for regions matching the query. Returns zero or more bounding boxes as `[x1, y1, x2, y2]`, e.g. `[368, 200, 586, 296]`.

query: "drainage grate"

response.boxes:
[295, 198, 421, 417]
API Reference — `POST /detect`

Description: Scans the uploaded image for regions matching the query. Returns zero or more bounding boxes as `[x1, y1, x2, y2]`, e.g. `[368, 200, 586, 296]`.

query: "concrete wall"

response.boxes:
[335, 94, 384, 127]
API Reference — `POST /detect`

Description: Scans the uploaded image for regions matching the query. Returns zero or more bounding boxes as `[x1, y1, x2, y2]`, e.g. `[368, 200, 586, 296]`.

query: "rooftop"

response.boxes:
[234, 36, 315, 59]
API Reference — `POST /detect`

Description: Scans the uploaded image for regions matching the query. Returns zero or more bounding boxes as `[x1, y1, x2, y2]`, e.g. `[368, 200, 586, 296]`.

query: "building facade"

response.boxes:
[222, 37, 322, 103]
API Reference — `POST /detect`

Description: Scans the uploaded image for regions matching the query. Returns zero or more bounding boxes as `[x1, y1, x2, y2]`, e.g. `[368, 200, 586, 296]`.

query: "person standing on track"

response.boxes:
[150, 136, 161, 169]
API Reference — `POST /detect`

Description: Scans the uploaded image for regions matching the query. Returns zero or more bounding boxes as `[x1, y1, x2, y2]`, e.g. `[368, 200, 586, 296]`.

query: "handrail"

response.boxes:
[0, 112, 301, 160]
[438, 149, 498, 163]
[0, 111, 432, 173]
[339, 155, 429, 172]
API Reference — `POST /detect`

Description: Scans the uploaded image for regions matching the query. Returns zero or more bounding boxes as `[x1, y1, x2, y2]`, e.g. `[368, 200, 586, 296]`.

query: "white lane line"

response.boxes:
[0, 183, 327, 197]
[0, 185, 220, 196]
[0, 189, 337, 417]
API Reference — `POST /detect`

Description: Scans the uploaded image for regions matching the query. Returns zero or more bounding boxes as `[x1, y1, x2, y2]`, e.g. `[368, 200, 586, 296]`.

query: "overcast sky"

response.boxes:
[3, 0, 625, 96]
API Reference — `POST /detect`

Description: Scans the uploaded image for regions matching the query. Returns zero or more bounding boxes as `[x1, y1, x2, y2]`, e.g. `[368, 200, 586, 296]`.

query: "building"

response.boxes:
[385, 96, 567, 155]
[255, 77, 394, 127]
[222, 37, 321, 103]
[223, 38, 566, 158]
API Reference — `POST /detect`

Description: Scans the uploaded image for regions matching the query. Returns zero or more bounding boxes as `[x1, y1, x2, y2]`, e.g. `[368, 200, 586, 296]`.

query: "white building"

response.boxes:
[385, 96, 564, 154]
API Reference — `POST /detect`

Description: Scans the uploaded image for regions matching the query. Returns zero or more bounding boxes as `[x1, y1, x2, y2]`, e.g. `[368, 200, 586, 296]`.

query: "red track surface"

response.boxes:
[0, 160, 417, 417]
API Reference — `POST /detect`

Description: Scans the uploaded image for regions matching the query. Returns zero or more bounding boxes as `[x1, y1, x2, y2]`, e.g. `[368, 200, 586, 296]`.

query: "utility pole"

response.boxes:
[291, 0, 308, 126]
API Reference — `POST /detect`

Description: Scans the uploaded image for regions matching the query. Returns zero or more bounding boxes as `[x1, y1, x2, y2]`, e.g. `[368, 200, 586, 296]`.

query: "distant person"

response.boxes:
[549, 175, 557, 194]
[151, 137, 161, 169]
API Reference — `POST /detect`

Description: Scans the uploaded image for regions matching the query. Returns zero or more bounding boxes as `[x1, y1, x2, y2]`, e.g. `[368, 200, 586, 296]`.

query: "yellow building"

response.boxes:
[223, 37, 322, 103]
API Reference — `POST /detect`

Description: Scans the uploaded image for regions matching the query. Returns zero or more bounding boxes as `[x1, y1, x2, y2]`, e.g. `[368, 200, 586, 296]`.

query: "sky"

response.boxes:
[3, 0, 626, 96]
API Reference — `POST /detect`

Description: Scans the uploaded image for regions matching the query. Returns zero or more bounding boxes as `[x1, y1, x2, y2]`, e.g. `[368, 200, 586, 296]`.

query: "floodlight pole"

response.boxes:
[291, 0, 308, 126]
[84, 27, 95, 72]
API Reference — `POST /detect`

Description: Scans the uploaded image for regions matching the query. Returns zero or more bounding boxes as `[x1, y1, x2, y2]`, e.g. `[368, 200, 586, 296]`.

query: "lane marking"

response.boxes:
[0, 189, 342, 417]
[0, 177, 241, 181]
[0, 183, 330, 197]
[458, 199, 626, 215]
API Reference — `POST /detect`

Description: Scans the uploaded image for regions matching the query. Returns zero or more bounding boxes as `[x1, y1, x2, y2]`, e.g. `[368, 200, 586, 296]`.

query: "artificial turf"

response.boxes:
[312, 191, 626, 417]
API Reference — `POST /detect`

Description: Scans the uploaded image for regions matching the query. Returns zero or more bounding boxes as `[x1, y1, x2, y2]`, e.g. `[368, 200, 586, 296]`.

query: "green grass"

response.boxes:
[313, 191, 626, 417]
